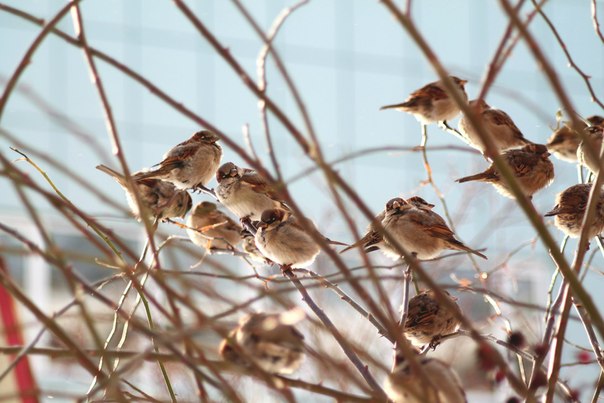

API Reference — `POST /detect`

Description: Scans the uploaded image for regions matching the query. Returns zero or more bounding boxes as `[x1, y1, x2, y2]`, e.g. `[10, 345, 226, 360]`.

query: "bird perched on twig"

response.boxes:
[546, 121, 585, 163]
[219, 312, 305, 375]
[96, 164, 191, 221]
[404, 290, 462, 348]
[341, 198, 485, 260]
[385, 350, 467, 403]
[456, 143, 554, 199]
[380, 198, 487, 260]
[216, 162, 288, 221]
[255, 209, 331, 269]
[136, 130, 222, 191]
[577, 125, 604, 174]
[458, 99, 532, 154]
[545, 183, 604, 239]
[380, 76, 468, 125]
[186, 201, 242, 253]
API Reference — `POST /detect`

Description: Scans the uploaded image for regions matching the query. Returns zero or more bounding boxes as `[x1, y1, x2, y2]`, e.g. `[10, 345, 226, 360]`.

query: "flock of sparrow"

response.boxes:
[95, 76, 604, 402]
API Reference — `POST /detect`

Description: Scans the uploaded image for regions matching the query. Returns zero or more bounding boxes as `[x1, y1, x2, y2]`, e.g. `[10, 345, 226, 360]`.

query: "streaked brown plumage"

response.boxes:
[216, 162, 288, 221]
[458, 99, 532, 153]
[404, 290, 462, 347]
[219, 312, 305, 375]
[137, 130, 222, 190]
[96, 164, 192, 221]
[380, 198, 487, 260]
[385, 351, 467, 403]
[545, 183, 604, 239]
[456, 143, 554, 199]
[381, 76, 468, 124]
[186, 201, 242, 252]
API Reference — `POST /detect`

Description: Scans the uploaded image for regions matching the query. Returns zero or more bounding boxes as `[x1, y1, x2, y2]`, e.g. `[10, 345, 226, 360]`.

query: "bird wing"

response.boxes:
[405, 295, 437, 329]
[486, 109, 528, 143]
[241, 170, 289, 207]
[505, 149, 540, 177]
[152, 144, 199, 171]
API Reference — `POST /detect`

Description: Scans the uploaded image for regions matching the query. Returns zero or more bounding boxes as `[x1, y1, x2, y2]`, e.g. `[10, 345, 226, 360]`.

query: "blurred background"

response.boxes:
[1, 0, 603, 401]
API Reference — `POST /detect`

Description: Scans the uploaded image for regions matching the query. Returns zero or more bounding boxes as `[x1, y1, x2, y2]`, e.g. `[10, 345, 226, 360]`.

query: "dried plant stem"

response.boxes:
[282, 268, 386, 400]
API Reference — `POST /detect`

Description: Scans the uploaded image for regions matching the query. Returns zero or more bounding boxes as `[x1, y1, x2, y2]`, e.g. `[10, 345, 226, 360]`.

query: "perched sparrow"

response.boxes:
[380, 198, 487, 260]
[456, 143, 554, 199]
[96, 164, 192, 221]
[458, 99, 532, 154]
[216, 162, 288, 221]
[546, 121, 585, 163]
[385, 351, 467, 403]
[545, 183, 604, 239]
[404, 290, 462, 348]
[219, 312, 305, 375]
[186, 202, 242, 253]
[255, 209, 321, 268]
[577, 125, 604, 174]
[137, 130, 222, 190]
[380, 76, 468, 124]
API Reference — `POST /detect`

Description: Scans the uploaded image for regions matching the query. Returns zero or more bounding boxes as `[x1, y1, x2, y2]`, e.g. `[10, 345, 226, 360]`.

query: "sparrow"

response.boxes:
[219, 312, 305, 375]
[96, 164, 192, 221]
[546, 121, 585, 163]
[136, 130, 222, 190]
[254, 209, 321, 268]
[456, 143, 554, 199]
[385, 351, 467, 403]
[458, 99, 532, 154]
[216, 162, 288, 221]
[545, 183, 604, 239]
[577, 125, 604, 174]
[186, 201, 242, 253]
[404, 290, 462, 348]
[380, 76, 468, 125]
[380, 198, 487, 260]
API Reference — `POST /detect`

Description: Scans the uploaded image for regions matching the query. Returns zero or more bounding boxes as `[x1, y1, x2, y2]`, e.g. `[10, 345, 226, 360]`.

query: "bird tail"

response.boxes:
[339, 241, 361, 254]
[380, 102, 410, 111]
[448, 239, 487, 260]
[456, 173, 489, 183]
[544, 205, 562, 217]
[325, 237, 349, 247]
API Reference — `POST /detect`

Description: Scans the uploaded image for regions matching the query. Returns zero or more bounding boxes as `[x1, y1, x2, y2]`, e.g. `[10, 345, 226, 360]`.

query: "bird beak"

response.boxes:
[460, 79, 468, 85]
[257, 222, 268, 229]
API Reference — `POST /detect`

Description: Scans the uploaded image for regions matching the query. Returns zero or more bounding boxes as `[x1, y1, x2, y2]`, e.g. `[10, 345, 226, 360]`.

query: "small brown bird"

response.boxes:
[380, 76, 468, 125]
[456, 143, 554, 199]
[404, 290, 462, 348]
[458, 99, 532, 154]
[216, 162, 288, 221]
[137, 130, 222, 190]
[219, 312, 305, 375]
[380, 198, 487, 260]
[546, 122, 585, 163]
[96, 165, 192, 221]
[186, 202, 242, 253]
[254, 209, 321, 268]
[545, 183, 604, 239]
[577, 125, 604, 174]
[385, 351, 467, 403]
